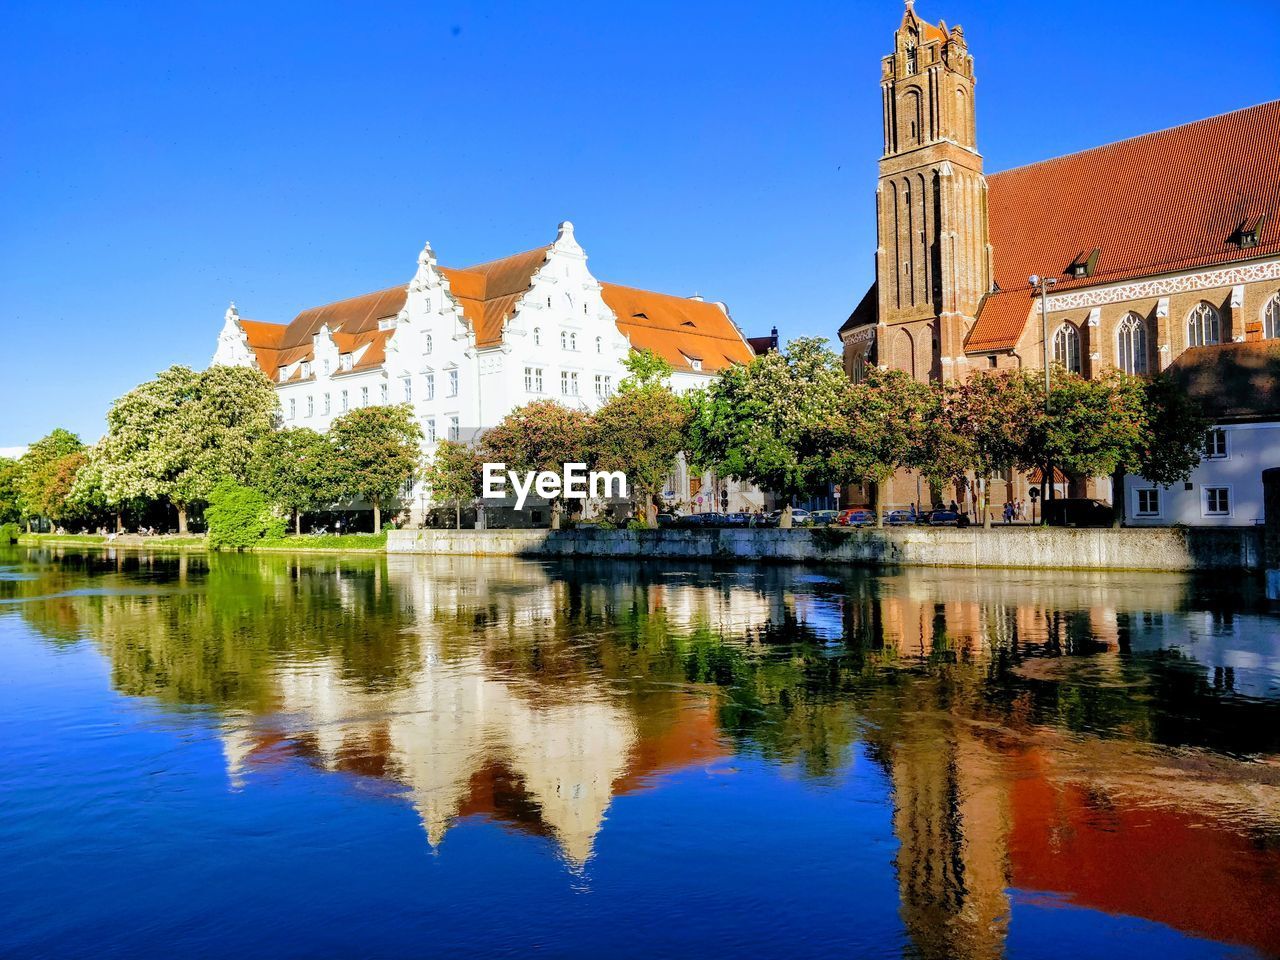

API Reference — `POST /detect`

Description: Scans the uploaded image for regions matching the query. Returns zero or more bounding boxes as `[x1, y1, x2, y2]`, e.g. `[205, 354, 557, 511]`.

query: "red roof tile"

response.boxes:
[967, 100, 1280, 351]
[1167, 339, 1280, 422]
[603, 284, 755, 373]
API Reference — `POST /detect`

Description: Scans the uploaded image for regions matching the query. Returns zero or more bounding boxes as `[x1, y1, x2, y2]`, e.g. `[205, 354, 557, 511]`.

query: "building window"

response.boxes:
[561, 370, 570, 395]
[361, 386, 369, 407]
[288, 398, 296, 419]
[1187, 301, 1221, 347]
[448, 416, 460, 441]
[425, 372, 435, 400]
[1205, 428, 1228, 459]
[323, 393, 331, 415]
[534, 327, 541, 346]
[584, 303, 589, 317]
[306, 395, 314, 417]
[1264, 292, 1280, 340]
[561, 371, 579, 396]
[425, 417, 436, 443]
[691, 358, 703, 372]
[570, 332, 577, 351]
[341, 390, 349, 412]
[340, 353, 353, 371]
[1203, 486, 1231, 516]
[1052, 323, 1081, 373]
[595, 335, 602, 353]
[447, 369, 458, 397]
[402, 377, 413, 403]
[525, 366, 544, 392]
[594, 374, 604, 397]
[425, 333, 433, 355]
[301, 361, 312, 378]
[1136, 488, 1160, 516]
[278, 367, 288, 383]
[379, 382, 388, 404]
[1116, 313, 1148, 375]
[323, 359, 331, 376]
[561, 330, 568, 350]
[905, 43, 917, 75]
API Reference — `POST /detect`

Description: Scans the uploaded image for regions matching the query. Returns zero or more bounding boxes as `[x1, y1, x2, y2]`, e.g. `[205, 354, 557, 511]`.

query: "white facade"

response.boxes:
[1126, 422, 1279, 527]
[212, 222, 765, 522]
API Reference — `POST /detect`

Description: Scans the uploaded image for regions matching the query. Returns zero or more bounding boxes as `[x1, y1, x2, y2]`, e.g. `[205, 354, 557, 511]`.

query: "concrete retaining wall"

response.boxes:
[387, 526, 1262, 571]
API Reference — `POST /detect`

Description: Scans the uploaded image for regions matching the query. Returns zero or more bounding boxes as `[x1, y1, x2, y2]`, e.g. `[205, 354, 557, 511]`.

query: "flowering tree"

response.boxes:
[17, 429, 87, 529]
[831, 369, 933, 527]
[423, 439, 482, 529]
[482, 399, 590, 528]
[329, 404, 422, 534]
[589, 384, 689, 527]
[686, 338, 847, 527]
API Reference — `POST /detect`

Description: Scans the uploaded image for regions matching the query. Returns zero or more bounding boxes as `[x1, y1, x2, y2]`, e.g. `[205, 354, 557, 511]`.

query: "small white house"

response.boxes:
[1126, 340, 1280, 527]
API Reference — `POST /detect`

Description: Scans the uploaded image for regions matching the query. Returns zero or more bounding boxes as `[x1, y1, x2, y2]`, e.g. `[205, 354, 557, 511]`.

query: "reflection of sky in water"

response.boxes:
[2, 547, 1279, 960]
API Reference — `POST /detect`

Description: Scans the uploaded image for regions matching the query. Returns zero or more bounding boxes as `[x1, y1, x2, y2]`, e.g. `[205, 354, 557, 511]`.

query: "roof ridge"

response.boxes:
[458, 244, 551, 273]
[989, 99, 1280, 180]
[601, 280, 720, 303]
[296, 282, 407, 314]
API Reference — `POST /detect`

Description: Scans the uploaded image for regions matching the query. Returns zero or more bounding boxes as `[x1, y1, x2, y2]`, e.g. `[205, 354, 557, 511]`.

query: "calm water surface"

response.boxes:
[2, 547, 1279, 959]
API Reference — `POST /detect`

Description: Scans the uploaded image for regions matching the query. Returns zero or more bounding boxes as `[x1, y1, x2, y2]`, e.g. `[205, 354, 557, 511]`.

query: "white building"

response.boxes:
[212, 222, 765, 524]
[1126, 340, 1280, 527]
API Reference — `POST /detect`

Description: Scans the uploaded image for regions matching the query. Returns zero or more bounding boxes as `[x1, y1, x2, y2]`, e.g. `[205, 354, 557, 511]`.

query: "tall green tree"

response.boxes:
[482, 399, 591, 529]
[686, 337, 847, 527]
[618, 347, 674, 391]
[249, 427, 339, 535]
[423, 439, 481, 529]
[16, 429, 86, 530]
[589, 380, 690, 527]
[330, 404, 422, 533]
[0, 457, 21, 525]
[830, 368, 932, 527]
[97, 365, 279, 532]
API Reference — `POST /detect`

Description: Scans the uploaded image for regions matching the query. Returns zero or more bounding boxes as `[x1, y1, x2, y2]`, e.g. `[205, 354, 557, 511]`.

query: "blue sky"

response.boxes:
[3, 0, 1278, 445]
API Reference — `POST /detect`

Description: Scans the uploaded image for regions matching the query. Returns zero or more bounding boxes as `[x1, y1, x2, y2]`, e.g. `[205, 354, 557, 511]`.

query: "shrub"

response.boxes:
[204, 481, 283, 550]
[0, 521, 18, 544]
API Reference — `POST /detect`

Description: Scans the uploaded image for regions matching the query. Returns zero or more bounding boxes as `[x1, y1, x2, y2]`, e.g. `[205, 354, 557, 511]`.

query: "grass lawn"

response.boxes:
[254, 532, 388, 551]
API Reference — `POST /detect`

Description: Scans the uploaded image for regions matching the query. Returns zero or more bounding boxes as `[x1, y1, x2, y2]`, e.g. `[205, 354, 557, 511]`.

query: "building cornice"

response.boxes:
[1044, 256, 1280, 312]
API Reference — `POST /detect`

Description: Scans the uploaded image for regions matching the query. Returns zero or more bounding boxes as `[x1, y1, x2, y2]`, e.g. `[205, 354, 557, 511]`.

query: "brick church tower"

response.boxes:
[873, 1, 991, 383]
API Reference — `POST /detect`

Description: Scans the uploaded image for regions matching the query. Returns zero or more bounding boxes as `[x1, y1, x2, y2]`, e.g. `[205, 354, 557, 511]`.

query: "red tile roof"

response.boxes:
[966, 100, 1280, 351]
[229, 239, 754, 376]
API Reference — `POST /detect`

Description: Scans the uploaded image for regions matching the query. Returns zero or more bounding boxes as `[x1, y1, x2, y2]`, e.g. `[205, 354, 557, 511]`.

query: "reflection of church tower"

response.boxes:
[873, 1, 991, 384]
[871, 680, 1011, 960]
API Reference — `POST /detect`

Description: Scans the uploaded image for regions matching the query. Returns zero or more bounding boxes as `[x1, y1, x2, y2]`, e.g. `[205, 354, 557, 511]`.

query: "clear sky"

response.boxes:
[3, 0, 1279, 446]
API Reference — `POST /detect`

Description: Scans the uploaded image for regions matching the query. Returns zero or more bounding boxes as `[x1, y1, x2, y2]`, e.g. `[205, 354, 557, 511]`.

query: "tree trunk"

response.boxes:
[177, 504, 188, 534]
[982, 475, 992, 530]
[1111, 466, 1125, 529]
[26, 518, 32, 533]
[372, 495, 382, 534]
[294, 508, 302, 536]
[779, 503, 793, 529]
[551, 499, 562, 530]
[874, 482, 885, 528]
[115, 510, 122, 534]
[455, 502, 461, 530]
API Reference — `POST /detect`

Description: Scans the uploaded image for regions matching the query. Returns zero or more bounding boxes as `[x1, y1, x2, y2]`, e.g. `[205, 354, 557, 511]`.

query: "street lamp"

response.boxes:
[1029, 274, 1057, 516]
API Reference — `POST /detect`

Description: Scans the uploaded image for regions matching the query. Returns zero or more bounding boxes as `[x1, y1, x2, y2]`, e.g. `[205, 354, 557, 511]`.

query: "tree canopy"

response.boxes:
[329, 404, 422, 533]
[423, 439, 481, 529]
[249, 427, 340, 534]
[589, 379, 690, 526]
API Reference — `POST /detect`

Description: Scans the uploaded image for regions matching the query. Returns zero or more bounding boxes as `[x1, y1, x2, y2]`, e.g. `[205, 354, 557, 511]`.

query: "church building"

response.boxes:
[840, 1, 1280, 513]
[213, 221, 765, 523]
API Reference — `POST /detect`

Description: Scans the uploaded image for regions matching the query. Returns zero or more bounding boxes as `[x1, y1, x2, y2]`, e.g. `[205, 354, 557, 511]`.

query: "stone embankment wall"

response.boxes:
[387, 526, 1262, 572]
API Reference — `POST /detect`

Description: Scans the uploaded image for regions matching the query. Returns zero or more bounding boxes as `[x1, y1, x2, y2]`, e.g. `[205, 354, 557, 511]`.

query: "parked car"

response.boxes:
[789, 508, 813, 526]
[656, 513, 678, 528]
[928, 510, 961, 526]
[837, 508, 874, 527]
[723, 512, 753, 527]
[1043, 498, 1113, 527]
[810, 509, 840, 526]
[885, 510, 916, 525]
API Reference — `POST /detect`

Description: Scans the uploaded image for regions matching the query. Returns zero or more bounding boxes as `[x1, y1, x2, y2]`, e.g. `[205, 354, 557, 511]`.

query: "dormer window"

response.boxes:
[277, 367, 288, 383]
[301, 361, 312, 378]
[1066, 248, 1100, 279]
[691, 359, 703, 372]
[1232, 215, 1267, 249]
[340, 353, 353, 371]
[377, 316, 395, 331]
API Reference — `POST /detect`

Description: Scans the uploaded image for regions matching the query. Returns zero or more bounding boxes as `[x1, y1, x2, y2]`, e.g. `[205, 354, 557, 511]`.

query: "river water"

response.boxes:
[1, 547, 1278, 959]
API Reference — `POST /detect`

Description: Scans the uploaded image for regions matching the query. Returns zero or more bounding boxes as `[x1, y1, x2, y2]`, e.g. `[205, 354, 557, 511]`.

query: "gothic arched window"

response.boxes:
[1187, 301, 1220, 347]
[1053, 323, 1081, 373]
[1264, 292, 1280, 340]
[1116, 313, 1148, 374]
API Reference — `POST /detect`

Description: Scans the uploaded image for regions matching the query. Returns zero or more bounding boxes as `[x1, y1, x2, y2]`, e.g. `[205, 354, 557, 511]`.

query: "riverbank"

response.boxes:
[14, 532, 387, 553]
[388, 526, 1263, 572]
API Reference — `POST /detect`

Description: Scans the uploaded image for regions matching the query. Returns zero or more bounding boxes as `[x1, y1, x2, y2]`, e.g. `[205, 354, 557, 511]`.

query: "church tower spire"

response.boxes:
[875, 2, 991, 381]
